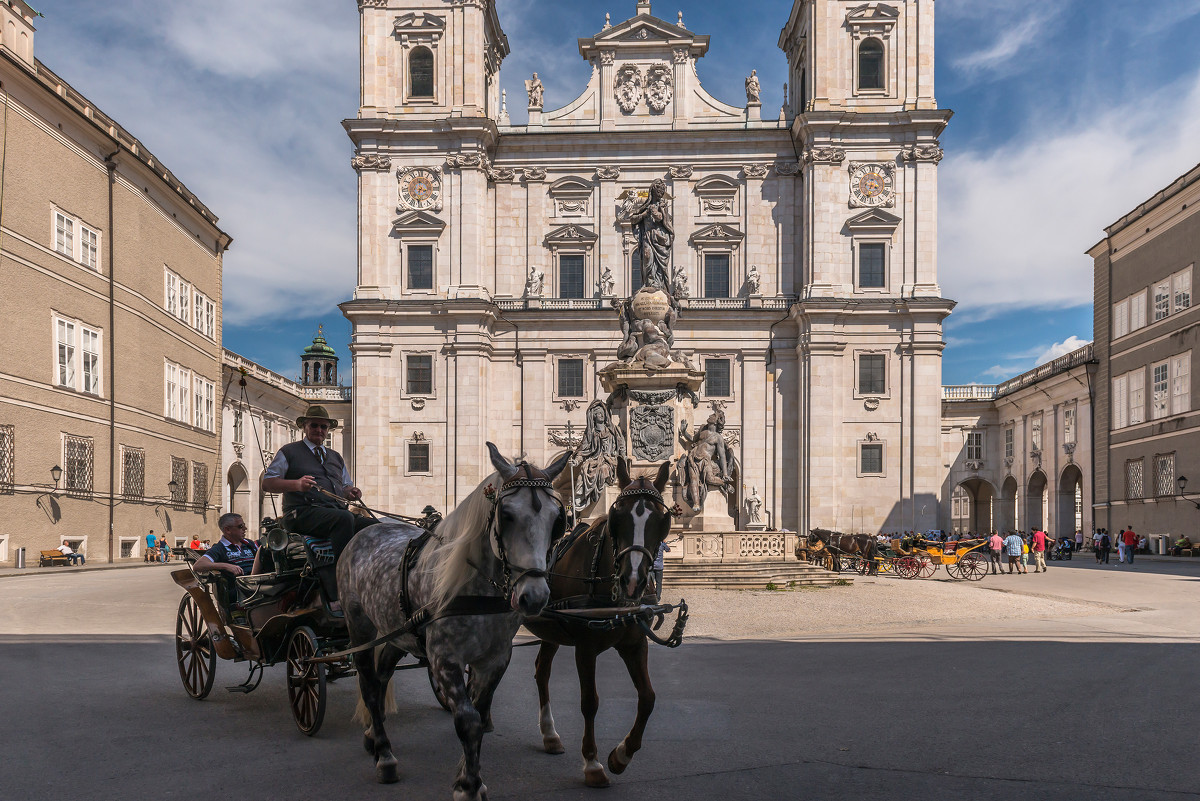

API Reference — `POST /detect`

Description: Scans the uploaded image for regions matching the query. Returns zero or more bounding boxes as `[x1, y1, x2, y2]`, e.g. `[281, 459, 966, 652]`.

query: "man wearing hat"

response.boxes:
[261, 405, 372, 563]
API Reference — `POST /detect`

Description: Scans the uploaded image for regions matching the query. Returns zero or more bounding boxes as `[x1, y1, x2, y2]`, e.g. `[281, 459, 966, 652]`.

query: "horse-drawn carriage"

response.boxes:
[886, 535, 989, 580]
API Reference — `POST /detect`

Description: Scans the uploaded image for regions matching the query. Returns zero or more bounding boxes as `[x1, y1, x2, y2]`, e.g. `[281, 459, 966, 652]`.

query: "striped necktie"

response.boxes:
[316, 446, 326, 464]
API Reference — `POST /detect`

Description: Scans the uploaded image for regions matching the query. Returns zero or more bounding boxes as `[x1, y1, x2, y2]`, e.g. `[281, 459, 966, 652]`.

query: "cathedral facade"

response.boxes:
[344, 0, 952, 536]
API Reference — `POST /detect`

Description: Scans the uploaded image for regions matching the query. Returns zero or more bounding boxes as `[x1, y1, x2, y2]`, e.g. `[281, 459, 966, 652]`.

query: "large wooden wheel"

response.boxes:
[958, 552, 989, 581]
[286, 625, 327, 736]
[894, 556, 920, 579]
[176, 594, 217, 700]
[917, 556, 938, 578]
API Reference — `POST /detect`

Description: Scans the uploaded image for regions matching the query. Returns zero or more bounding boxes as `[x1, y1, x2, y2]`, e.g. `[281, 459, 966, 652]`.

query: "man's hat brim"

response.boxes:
[296, 404, 339, 430]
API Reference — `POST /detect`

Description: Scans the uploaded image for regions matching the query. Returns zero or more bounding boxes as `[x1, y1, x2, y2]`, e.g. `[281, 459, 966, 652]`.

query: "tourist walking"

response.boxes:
[988, 531, 1004, 574]
[145, 530, 157, 563]
[1004, 531, 1026, 574]
[1116, 528, 1127, 563]
[1075, 530, 1083, 552]
[1123, 527, 1138, 564]
[1031, 528, 1049, 573]
[1099, 530, 1112, 564]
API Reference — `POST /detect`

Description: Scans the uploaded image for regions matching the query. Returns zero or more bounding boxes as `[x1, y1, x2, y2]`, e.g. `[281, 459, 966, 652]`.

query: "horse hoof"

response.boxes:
[453, 784, 488, 801]
[584, 763, 611, 788]
[376, 755, 399, 784]
[543, 736, 565, 755]
[607, 743, 631, 775]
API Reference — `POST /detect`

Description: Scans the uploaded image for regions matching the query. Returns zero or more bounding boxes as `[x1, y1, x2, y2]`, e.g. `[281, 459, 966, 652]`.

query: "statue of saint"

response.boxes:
[745, 70, 761, 104]
[525, 264, 544, 297]
[598, 264, 615, 297]
[572, 399, 626, 510]
[627, 179, 673, 290]
[746, 264, 762, 295]
[745, 486, 763, 524]
[675, 410, 739, 512]
[526, 73, 544, 109]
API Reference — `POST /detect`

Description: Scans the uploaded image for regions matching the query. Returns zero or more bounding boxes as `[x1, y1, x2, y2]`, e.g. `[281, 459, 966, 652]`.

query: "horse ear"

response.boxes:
[617, 456, 632, 489]
[543, 449, 571, 481]
[486, 442, 520, 480]
[652, 460, 670, 493]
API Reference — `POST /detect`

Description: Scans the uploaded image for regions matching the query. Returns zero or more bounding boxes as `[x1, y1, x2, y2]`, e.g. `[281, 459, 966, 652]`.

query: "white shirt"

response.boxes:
[264, 438, 353, 486]
[57, 544, 74, 555]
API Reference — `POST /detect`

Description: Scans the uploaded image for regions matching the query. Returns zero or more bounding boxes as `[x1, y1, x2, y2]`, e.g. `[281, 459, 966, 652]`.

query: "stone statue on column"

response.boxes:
[525, 264, 544, 297]
[627, 178, 673, 290]
[745, 70, 761, 104]
[571, 399, 626, 510]
[526, 73, 544, 109]
[675, 409, 739, 512]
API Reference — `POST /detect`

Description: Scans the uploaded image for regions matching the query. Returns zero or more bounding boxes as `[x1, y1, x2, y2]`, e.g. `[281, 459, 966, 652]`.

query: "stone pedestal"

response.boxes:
[686, 489, 736, 532]
[579, 482, 620, 523]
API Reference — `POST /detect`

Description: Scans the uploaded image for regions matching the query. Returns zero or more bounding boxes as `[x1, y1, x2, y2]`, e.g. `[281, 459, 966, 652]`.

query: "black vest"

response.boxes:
[280, 440, 348, 511]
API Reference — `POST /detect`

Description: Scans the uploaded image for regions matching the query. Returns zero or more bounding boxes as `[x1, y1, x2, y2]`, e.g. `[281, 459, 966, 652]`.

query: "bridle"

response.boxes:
[603, 479, 669, 602]
[476, 463, 565, 597]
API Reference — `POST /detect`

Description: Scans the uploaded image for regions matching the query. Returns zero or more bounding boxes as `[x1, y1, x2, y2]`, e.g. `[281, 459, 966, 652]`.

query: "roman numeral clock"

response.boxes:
[848, 162, 896, 208]
[397, 166, 442, 212]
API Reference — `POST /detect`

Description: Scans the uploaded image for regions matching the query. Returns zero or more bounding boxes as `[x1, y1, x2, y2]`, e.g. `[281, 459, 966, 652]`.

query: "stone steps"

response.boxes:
[663, 559, 850, 589]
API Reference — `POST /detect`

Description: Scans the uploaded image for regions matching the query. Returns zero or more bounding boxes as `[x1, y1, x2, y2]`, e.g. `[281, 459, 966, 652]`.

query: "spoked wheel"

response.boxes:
[286, 625, 327, 736]
[895, 556, 920, 579]
[958, 552, 989, 581]
[917, 557, 938, 578]
[840, 555, 860, 573]
[176, 594, 217, 700]
[428, 664, 471, 713]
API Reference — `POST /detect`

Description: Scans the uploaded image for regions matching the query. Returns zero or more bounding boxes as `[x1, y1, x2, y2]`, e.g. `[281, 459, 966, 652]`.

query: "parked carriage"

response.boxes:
[886, 536, 989, 580]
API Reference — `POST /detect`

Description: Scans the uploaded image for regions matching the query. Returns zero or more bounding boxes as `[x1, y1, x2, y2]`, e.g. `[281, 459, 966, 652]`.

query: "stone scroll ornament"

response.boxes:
[631, 404, 675, 461]
[614, 65, 644, 114]
[645, 64, 673, 113]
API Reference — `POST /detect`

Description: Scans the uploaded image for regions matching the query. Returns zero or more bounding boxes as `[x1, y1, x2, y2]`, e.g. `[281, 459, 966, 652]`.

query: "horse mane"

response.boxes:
[425, 471, 502, 614]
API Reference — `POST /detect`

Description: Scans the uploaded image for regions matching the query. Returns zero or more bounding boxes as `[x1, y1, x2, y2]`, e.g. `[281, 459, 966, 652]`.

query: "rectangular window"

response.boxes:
[1152, 361, 1170, 420]
[559, 255, 585, 298]
[408, 443, 430, 473]
[170, 456, 188, 507]
[966, 431, 983, 461]
[557, 358, 584, 398]
[57, 319, 76, 388]
[858, 353, 886, 395]
[0, 424, 13, 493]
[55, 212, 74, 258]
[1004, 428, 1013, 459]
[1130, 290, 1147, 331]
[408, 244, 434, 290]
[406, 355, 434, 395]
[178, 280, 190, 324]
[1154, 281, 1171, 321]
[1031, 416, 1043, 451]
[704, 359, 731, 397]
[858, 243, 886, 288]
[1064, 407, 1076, 445]
[1125, 459, 1144, 501]
[1172, 352, 1191, 415]
[1112, 299, 1129, 339]
[1156, 453, 1176, 497]
[1129, 368, 1145, 426]
[192, 462, 209, 507]
[631, 251, 643, 294]
[204, 298, 215, 340]
[165, 271, 178, 317]
[704, 254, 730, 298]
[1174, 266, 1192, 313]
[860, 443, 884, 475]
[233, 409, 243, 443]
[81, 327, 100, 395]
[193, 376, 215, 431]
[79, 225, 99, 271]
[164, 362, 190, 423]
[194, 291, 205, 332]
[64, 434, 94, 495]
[121, 446, 145, 500]
[1112, 374, 1128, 429]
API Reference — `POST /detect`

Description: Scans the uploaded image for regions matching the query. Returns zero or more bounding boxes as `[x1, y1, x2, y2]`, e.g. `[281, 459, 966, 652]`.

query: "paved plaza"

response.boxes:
[2, 558, 1199, 800]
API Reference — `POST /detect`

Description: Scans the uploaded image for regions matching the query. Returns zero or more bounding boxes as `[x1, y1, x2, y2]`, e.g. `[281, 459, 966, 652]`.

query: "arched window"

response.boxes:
[325, 364, 334, 383]
[303, 363, 310, 382]
[410, 47, 434, 98]
[858, 39, 884, 91]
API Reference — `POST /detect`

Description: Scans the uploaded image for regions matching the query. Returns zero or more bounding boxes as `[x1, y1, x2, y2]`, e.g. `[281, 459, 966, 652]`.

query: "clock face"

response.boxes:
[849, 163, 894, 208]
[398, 167, 441, 211]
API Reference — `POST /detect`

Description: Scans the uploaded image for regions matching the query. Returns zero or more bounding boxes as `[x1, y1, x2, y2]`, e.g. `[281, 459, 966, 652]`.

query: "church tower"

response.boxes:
[301, 326, 339, 387]
[780, 0, 954, 534]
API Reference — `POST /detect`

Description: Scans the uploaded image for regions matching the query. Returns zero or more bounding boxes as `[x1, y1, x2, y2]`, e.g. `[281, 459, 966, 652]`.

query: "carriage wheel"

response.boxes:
[917, 557, 938, 578]
[286, 626, 327, 736]
[428, 664, 471, 713]
[959, 552, 988, 581]
[176, 594, 217, 700]
[895, 556, 919, 579]
[841, 555, 860, 573]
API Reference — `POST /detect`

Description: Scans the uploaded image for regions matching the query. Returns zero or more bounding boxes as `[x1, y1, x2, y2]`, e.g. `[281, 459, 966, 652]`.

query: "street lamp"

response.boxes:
[50, 464, 62, 488]
[1177, 476, 1200, 510]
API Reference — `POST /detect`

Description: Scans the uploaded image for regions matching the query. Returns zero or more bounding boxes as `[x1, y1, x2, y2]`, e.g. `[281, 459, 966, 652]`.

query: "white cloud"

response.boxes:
[952, 9, 1058, 75]
[1035, 336, 1090, 364]
[939, 69, 1200, 316]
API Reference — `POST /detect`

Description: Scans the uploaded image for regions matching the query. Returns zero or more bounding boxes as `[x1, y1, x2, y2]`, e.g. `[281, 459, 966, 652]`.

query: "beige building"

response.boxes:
[0, 1, 231, 564]
[343, 0, 953, 536]
[220, 334, 353, 531]
[1091, 162, 1200, 546]
[941, 344, 1095, 538]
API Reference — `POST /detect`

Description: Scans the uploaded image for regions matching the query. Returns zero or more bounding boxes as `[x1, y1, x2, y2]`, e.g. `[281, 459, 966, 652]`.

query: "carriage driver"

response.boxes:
[261, 405, 373, 563]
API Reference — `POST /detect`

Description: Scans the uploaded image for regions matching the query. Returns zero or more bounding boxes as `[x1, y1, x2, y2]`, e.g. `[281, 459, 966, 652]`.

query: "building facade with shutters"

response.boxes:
[1090, 162, 1200, 540]
[344, 0, 952, 535]
[0, 1, 231, 564]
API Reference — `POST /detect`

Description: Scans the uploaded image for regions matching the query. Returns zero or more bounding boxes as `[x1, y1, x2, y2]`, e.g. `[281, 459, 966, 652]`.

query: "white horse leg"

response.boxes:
[535, 642, 564, 754]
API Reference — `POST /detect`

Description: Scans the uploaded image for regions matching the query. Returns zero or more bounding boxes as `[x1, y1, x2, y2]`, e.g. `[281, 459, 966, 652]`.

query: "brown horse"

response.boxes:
[808, 528, 878, 572]
[523, 459, 673, 788]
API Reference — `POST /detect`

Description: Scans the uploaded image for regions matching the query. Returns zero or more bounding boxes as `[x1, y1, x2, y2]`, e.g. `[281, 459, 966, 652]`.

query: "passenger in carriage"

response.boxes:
[261, 405, 372, 564]
[193, 513, 262, 578]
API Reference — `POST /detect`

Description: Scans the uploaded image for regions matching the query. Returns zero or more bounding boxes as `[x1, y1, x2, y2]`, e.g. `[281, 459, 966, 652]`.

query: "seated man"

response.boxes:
[193, 513, 263, 603]
[57, 542, 84, 566]
[1172, 536, 1192, 557]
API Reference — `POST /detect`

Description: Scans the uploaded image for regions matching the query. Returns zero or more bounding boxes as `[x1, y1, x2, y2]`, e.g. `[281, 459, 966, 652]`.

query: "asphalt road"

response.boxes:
[2, 559, 1199, 800]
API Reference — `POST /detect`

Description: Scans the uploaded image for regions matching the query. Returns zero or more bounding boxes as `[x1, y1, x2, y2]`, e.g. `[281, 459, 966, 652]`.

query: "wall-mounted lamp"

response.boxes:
[50, 464, 62, 488]
[1177, 476, 1200, 510]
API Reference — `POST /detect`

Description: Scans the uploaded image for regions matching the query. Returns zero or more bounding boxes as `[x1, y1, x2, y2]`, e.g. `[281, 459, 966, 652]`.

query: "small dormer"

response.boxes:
[0, 0, 38, 71]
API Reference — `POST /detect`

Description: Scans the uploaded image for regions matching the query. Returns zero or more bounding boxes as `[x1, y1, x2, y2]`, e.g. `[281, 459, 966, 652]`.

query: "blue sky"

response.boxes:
[32, 0, 1200, 385]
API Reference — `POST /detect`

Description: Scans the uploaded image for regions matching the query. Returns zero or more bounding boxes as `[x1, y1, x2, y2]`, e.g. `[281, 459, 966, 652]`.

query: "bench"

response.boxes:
[39, 550, 71, 567]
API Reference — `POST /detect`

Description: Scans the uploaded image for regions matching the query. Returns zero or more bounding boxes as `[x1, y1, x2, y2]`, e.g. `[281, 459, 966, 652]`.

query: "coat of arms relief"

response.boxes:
[614, 63, 673, 115]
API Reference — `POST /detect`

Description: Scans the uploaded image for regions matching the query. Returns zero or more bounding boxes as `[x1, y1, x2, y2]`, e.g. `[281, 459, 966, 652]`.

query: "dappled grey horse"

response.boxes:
[337, 443, 568, 799]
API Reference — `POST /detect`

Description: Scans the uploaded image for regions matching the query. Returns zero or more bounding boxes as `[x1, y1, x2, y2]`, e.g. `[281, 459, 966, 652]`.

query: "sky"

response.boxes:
[30, 0, 1200, 385]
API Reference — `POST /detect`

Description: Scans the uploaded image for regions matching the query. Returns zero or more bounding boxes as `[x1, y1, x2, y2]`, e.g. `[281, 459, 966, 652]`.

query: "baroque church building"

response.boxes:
[343, 0, 952, 537]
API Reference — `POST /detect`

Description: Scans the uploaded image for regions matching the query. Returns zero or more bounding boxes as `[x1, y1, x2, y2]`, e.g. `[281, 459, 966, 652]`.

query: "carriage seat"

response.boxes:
[234, 569, 302, 601]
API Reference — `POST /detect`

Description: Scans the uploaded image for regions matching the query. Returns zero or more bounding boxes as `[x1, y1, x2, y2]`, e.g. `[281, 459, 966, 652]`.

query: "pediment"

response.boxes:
[694, 175, 738, 194]
[845, 209, 901, 233]
[391, 210, 446, 236]
[846, 4, 900, 25]
[394, 12, 445, 32]
[548, 177, 593, 197]
[691, 223, 745, 246]
[578, 12, 709, 60]
[544, 224, 598, 247]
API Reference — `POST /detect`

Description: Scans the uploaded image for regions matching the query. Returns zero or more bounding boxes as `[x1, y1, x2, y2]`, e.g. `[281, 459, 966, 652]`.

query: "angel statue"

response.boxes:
[572, 399, 626, 510]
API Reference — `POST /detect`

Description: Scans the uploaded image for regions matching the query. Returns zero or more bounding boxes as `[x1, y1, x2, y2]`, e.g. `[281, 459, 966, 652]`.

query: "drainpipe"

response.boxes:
[104, 146, 119, 563]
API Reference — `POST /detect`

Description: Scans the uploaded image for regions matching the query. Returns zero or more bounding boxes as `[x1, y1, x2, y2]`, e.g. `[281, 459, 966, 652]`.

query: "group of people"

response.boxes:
[1090, 528, 1146, 564]
[984, 529, 1056, 574]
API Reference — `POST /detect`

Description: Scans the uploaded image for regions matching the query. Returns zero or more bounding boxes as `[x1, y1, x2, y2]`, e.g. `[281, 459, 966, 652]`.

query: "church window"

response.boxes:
[631, 250, 643, 294]
[559, 254, 585, 298]
[705, 359, 731, 397]
[408, 443, 430, 474]
[407, 355, 434, 395]
[557, 359, 584, 398]
[410, 47, 434, 98]
[303, 363, 310, 382]
[703, 253, 730, 298]
[860, 443, 884, 475]
[325, 363, 334, 383]
[408, 244, 434, 290]
[858, 242, 886, 288]
[858, 353, 886, 395]
[858, 39, 884, 91]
